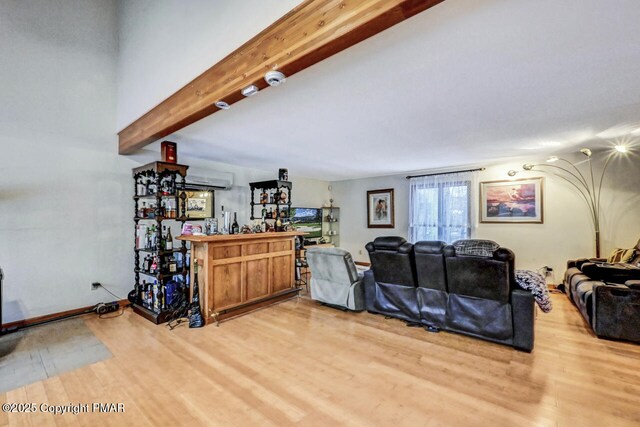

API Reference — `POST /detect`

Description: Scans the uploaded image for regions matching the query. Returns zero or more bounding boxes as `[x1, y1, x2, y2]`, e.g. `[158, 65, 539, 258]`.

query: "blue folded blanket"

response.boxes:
[515, 270, 552, 312]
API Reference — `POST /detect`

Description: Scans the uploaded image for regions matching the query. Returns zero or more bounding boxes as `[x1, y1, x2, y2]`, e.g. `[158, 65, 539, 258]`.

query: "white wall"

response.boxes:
[331, 153, 640, 279]
[116, 0, 301, 130]
[0, 0, 327, 324]
[0, 0, 127, 324]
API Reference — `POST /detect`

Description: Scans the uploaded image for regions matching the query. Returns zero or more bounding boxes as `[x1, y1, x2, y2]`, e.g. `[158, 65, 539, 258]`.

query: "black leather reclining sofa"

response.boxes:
[563, 239, 640, 342]
[364, 237, 535, 352]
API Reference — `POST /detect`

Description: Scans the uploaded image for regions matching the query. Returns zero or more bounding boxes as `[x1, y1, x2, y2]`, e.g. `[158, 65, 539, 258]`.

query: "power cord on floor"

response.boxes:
[98, 307, 125, 319]
[97, 283, 125, 301]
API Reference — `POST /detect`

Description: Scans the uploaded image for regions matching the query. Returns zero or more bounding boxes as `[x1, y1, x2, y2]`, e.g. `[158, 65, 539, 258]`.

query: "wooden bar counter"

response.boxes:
[177, 231, 303, 325]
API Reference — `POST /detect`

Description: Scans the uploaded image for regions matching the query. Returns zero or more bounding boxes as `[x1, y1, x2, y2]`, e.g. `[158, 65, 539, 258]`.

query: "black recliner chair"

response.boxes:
[364, 236, 419, 323]
[414, 241, 448, 327]
[443, 244, 534, 351]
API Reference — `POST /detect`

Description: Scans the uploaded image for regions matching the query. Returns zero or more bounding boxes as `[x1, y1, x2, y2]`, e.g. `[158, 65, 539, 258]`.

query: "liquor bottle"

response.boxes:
[232, 213, 239, 235]
[161, 226, 167, 250]
[166, 227, 173, 250]
[261, 216, 267, 233]
[268, 207, 274, 219]
[139, 280, 146, 304]
[276, 216, 282, 231]
[145, 228, 151, 249]
[168, 255, 177, 273]
[139, 202, 147, 218]
[158, 283, 165, 310]
[261, 205, 267, 218]
[152, 281, 159, 312]
[144, 283, 150, 308]
[150, 256, 158, 274]
[144, 177, 151, 196]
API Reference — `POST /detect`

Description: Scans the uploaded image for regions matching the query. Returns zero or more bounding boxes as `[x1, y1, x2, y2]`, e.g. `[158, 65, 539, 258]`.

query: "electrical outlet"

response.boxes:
[91, 282, 101, 291]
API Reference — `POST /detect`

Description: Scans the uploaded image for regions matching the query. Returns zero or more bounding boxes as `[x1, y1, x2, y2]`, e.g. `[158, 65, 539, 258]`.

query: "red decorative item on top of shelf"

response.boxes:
[161, 141, 177, 164]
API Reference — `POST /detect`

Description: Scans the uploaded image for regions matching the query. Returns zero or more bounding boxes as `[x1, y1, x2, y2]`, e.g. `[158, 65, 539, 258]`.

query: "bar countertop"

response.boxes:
[176, 231, 305, 243]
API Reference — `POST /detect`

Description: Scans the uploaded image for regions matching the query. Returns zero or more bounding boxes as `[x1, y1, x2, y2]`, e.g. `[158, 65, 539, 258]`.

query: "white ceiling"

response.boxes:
[170, 0, 640, 181]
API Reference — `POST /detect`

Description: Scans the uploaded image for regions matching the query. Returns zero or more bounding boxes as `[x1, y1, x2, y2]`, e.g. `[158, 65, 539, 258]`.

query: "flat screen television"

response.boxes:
[290, 207, 322, 239]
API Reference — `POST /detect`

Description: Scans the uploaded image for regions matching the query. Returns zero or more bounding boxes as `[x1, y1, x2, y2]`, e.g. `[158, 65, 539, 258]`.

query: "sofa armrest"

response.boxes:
[581, 262, 640, 284]
[511, 289, 535, 352]
[592, 284, 640, 341]
[626, 280, 640, 290]
[363, 269, 377, 312]
[574, 258, 606, 270]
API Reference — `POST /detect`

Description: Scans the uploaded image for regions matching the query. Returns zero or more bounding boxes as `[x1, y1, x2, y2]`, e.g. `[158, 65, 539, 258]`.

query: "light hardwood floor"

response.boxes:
[2, 293, 639, 426]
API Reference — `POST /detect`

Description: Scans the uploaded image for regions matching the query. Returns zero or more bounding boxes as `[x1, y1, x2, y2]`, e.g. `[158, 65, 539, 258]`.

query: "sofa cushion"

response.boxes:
[607, 248, 636, 263]
[452, 239, 499, 257]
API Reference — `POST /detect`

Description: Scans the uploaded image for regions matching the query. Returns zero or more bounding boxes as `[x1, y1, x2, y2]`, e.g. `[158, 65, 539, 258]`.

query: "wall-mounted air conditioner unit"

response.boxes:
[187, 172, 234, 191]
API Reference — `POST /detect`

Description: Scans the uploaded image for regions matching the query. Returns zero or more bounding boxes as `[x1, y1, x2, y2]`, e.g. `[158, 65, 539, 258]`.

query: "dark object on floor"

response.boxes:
[96, 302, 120, 315]
[564, 240, 640, 342]
[364, 237, 535, 352]
[189, 262, 204, 329]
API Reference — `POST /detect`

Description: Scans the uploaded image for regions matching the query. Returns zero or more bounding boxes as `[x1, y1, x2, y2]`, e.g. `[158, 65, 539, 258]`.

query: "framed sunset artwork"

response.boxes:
[480, 178, 543, 223]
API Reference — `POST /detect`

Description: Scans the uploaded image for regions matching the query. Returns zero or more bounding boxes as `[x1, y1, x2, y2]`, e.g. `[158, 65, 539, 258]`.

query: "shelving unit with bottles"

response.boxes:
[132, 161, 189, 324]
[321, 206, 340, 246]
[249, 180, 292, 230]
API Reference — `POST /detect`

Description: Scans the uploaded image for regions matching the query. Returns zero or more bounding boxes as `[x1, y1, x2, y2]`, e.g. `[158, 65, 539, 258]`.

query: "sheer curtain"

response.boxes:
[408, 171, 478, 243]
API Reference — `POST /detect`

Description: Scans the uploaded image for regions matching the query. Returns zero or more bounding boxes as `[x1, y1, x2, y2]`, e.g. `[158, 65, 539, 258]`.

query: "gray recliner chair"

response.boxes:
[306, 247, 365, 311]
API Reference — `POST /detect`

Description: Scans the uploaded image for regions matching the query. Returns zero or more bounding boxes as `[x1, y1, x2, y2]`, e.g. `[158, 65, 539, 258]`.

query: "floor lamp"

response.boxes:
[508, 145, 630, 258]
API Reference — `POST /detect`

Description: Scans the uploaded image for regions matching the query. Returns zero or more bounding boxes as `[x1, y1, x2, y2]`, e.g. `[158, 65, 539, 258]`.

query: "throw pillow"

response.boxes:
[607, 248, 636, 263]
[453, 239, 500, 257]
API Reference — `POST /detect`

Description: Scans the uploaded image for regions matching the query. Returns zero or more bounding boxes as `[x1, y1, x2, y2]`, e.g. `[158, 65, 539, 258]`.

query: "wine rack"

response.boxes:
[249, 180, 292, 228]
[132, 161, 189, 324]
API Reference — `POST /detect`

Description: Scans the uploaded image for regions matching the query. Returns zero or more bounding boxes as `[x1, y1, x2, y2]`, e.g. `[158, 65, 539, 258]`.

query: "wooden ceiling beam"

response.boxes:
[118, 0, 445, 154]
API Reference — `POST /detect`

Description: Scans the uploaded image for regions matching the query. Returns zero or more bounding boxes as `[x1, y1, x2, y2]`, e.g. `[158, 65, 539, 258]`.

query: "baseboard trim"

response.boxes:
[3, 299, 129, 331]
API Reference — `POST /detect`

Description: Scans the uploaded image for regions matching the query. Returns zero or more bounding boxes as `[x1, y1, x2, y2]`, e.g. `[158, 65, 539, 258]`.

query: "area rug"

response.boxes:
[0, 317, 111, 393]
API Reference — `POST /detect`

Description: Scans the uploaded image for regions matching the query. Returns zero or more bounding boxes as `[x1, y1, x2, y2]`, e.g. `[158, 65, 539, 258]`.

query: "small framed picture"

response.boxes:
[367, 189, 395, 228]
[180, 189, 214, 219]
[480, 177, 543, 223]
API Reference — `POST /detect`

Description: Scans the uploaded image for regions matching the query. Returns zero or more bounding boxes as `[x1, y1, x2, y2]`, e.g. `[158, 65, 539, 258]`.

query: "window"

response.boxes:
[408, 171, 477, 243]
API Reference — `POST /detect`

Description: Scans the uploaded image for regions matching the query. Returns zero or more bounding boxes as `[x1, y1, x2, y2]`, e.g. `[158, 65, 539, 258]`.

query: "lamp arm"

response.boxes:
[556, 158, 591, 189]
[587, 157, 598, 225]
[595, 154, 614, 221]
[542, 170, 597, 228]
[535, 163, 593, 198]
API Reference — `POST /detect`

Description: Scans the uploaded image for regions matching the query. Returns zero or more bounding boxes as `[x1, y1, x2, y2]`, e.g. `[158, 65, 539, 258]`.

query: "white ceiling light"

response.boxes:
[241, 85, 259, 97]
[264, 70, 286, 87]
[215, 101, 230, 110]
[614, 144, 628, 153]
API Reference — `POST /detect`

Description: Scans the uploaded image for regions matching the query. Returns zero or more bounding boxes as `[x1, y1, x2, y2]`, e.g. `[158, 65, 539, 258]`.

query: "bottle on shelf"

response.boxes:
[152, 281, 159, 312]
[166, 227, 173, 250]
[144, 177, 151, 197]
[276, 216, 282, 231]
[139, 280, 147, 304]
[168, 255, 177, 273]
[139, 202, 147, 218]
[161, 226, 167, 249]
[232, 213, 239, 235]
[261, 205, 267, 218]
[144, 228, 151, 249]
[150, 255, 158, 274]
